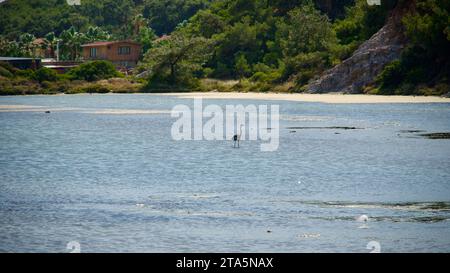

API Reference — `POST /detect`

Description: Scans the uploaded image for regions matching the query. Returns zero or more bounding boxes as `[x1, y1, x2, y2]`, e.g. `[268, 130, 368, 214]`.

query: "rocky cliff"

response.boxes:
[307, 2, 411, 94]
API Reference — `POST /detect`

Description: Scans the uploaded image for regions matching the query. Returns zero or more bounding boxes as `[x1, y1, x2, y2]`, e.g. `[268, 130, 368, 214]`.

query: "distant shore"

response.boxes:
[2, 92, 450, 104]
[158, 92, 450, 104]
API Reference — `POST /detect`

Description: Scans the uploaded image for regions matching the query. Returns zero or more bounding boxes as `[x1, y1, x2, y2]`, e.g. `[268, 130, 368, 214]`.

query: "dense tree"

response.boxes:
[18, 33, 37, 57]
[32, 67, 59, 82]
[2, 0, 447, 95]
[235, 54, 251, 79]
[59, 27, 85, 60]
[142, 0, 211, 36]
[0, 37, 26, 57]
[68, 60, 121, 81]
[0, 0, 72, 39]
[279, 4, 337, 57]
[84, 26, 111, 42]
[42, 32, 58, 59]
[136, 27, 157, 55]
[377, 0, 450, 95]
[273, 4, 338, 84]
[0, 0, 210, 39]
[182, 0, 349, 80]
[143, 32, 212, 88]
[334, 0, 397, 47]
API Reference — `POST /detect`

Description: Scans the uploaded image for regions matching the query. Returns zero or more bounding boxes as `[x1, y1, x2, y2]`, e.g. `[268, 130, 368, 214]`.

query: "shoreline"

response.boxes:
[1, 92, 450, 104]
[157, 92, 450, 104]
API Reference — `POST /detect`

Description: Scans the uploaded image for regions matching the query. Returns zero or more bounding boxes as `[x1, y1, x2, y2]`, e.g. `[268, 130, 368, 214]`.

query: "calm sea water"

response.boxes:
[0, 94, 449, 253]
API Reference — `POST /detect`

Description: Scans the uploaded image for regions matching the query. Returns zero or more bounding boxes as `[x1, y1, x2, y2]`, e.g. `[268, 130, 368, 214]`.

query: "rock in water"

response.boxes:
[307, 2, 412, 94]
[357, 215, 369, 222]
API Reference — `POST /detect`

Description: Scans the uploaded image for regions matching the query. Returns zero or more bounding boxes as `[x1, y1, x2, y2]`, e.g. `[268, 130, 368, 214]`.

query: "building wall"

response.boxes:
[82, 42, 141, 67]
[82, 46, 108, 60]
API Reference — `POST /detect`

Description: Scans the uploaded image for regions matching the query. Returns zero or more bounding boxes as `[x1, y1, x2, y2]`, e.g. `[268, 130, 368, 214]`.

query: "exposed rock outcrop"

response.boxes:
[307, 2, 412, 94]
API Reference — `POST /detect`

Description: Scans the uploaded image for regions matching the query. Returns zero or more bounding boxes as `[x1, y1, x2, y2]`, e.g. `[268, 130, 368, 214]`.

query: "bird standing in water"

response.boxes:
[233, 124, 244, 148]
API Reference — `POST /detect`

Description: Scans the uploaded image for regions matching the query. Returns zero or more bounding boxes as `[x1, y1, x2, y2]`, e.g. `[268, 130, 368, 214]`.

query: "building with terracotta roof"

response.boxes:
[154, 35, 171, 43]
[81, 40, 141, 68]
[32, 38, 53, 58]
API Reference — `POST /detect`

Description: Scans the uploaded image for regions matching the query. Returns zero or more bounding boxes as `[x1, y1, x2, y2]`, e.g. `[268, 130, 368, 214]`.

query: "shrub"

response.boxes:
[377, 60, 403, 92]
[294, 70, 316, 86]
[147, 77, 201, 92]
[0, 61, 15, 71]
[40, 80, 70, 94]
[0, 61, 17, 78]
[32, 67, 59, 83]
[231, 79, 252, 91]
[250, 82, 272, 92]
[234, 54, 251, 79]
[250, 70, 282, 84]
[0, 77, 43, 95]
[286, 52, 330, 86]
[96, 78, 143, 93]
[199, 79, 235, 92]
[0, 66, 14, 78]
[435, 83, 450, 96]
[201, 67, 214, 78]
[68, 61, 122, 82]
[14, 69, 34, 79]
[250, 72, 270, 83]
[213, 62, 233, 78]
[78, 84, 111, 94]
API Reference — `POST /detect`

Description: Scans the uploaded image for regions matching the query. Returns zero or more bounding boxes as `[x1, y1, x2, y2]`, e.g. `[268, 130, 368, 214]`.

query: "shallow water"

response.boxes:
[0, 94, 449, 253]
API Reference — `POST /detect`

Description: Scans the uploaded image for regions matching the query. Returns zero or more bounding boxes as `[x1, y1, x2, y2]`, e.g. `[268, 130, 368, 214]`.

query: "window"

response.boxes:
[89, 47, 97, 58]
[118, 46, 131, 55]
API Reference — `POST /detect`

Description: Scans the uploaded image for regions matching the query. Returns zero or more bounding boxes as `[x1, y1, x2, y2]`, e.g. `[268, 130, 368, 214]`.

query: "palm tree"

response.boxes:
[43, 32, 58, 59]
[17, 33, 41, 68]
[18, 33, 36, 57]
[60, 27, 85, 60]
[132, 14, 150, 38]
[0, 36, 22, 56]
[85, 26, 111, 43]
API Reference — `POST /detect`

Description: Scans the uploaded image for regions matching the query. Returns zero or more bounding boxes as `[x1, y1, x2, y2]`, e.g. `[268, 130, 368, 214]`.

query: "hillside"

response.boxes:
[0, 0, 352, 38]
[141, 0, 396, 90]
[0, 0, 211, 38]
[0, 0, 449, 96]
[308, 1, 410, 93]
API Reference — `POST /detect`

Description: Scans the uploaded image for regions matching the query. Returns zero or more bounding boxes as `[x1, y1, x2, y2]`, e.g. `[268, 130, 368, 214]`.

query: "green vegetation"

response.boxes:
[0, 60, 138, 95]
[0, 0, 208, 59]
[153, 0, 395, 91]
[0, 0, 211, 39]
[68, 60, 122, 82]
[376, 0, 450, 95]
[142, 32, 212, 90]
[0, 0, 210, 48]
[279, 4, 338, 86]
[73, 84, 111, 94]
[0, 0, 448, 96]
[142, 0, 211, 36]
[334, 0, 396, 49]
[0, 62, 15, 78]
[1, 26, 112, 60]
[32, 67, 59, 82]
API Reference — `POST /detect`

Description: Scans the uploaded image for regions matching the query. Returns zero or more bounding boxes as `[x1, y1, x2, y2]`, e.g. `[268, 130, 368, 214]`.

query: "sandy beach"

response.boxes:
[159, 92, 450, 104]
